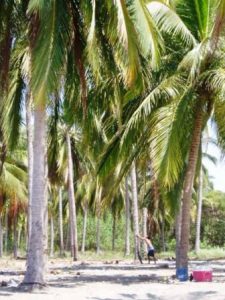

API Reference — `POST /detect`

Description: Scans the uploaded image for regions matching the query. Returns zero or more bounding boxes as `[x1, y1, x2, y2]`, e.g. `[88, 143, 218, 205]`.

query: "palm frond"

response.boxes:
[149, 92, 195, 188]
[148, 1, 196, 47]
[175, 0, 218, 41]
[122, 73, 187, 138]
[0, 161, 27, 201]
[2, 53, 25, 150]
[28, 0, 71, 105]
[86, 0, 102, 81]
[113, 0, 141, 86]
[132, 0, 164, 69]
[203, 152, 217, 165]
[213, 98, 225, 153]
[178, 39, 209, 83]
[205, 68, 225, 97]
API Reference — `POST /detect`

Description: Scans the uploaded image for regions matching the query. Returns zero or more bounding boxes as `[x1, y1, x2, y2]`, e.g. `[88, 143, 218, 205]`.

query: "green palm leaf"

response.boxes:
[132, 0, 164, 69]
[28, 0, 71, 105]
[178, 39, 209, 83]
[0, 161, 27, 200]
[205, 68, 225, 96]
[175, 0, 218, 41]
[214, 98, 225, 153]
[149, 94, 195, 188]
[122, 73, 187, 138]
[113, 0, 141, 86]
[2, 52, 25, 150]
[86, 0, 103, 81]
[148, 1, 196, 47]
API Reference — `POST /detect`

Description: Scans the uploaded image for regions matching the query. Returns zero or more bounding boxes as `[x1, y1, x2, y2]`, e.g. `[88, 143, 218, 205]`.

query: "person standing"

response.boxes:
[136, 234, 157, 264]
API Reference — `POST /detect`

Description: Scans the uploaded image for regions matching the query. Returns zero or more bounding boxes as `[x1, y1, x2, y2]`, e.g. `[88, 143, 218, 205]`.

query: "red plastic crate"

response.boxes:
[192, 270, 212, 282]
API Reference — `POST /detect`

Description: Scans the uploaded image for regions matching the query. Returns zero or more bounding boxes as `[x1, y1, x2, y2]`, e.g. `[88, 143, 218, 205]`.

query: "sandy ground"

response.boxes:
[1, 258, 225, 299]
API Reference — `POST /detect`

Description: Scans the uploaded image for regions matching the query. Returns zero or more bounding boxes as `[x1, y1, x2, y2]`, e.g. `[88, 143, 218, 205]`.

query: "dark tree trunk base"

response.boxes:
[18, 282, 47, 292]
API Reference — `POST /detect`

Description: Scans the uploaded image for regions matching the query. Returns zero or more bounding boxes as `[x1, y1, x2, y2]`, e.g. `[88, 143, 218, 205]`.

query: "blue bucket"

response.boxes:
[176, 268, 188, 281]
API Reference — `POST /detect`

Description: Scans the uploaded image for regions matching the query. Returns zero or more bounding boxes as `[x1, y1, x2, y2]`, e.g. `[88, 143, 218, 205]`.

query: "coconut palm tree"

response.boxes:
[2, 0, 169, 287]
[122, 0, 225, 274]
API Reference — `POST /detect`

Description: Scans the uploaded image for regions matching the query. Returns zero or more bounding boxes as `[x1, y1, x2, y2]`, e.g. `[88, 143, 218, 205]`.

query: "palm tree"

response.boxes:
[96, 0, 225, 275]
[2, 0, 168, 287]
[127, 0, 225, 273]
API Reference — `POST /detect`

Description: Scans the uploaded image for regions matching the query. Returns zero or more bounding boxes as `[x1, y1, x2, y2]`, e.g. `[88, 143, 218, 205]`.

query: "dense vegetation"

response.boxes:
[1, 0, 225, 289]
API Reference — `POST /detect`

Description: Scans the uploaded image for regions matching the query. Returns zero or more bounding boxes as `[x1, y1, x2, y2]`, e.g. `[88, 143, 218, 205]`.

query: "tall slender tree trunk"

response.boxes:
[58, 187, 64, 256]
[23, 106, 47, 287]
[66, 222, 70, 252]
[81, 202, 88, 253]
[160, 203, 166, 252]
[4, 208, 8, 254]
[18, 224, 22, 251]
[175, 201, 182, 270]
[13, 214, 18, 259]
[142, 207, 148, 253]
[125, 177, 130, 256]
[160, 220, 166, 252]
[50, 216, 54, 258]
[96, 186, 102, 254]
[195, 165, 203, 253]
[44, 141, 48, 272]
[66, 132, 78, 261]
[177, 107, 203, 272]
[26, 91, 33, 244]
[130, 162, 139, 260]
[0, 213, 3, 257]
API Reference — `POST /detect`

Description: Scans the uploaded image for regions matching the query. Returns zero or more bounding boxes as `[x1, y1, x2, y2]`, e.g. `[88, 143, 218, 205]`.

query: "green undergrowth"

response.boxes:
[53, 247, 225, 262]
[159, 248, 225, 261]
[189, 248, 225, 260]
[2, 248, 225, 262]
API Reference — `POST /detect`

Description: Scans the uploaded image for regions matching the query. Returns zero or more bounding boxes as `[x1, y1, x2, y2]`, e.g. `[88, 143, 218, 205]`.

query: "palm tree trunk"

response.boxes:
[66, 132, 78, 261]
[160, 204, 166, 252]
[130, 162, 139, 260]
[175, 202, 182, 270]
[44, 145, 48, 271]
[66, 222, 70, 251]
[142, 207, 148, 253]
[0, 213, 3, 257]
[81, 203, 88, 253]
[4, 209, 8, 253]
[58, 187, 64, 256]
[177, 107, 203, 272]
[18, 223, 22, 251]
[13, 214, 18, 259]
[26, 91, 33, 244]
[50, 215, 54, 258]
[195, 165, 203, 253]
[23, 106, 47, 287]
[125, 177, 130, 256]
